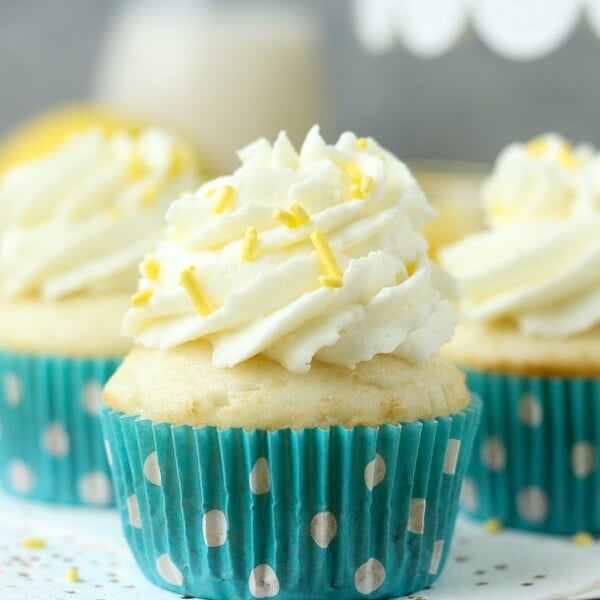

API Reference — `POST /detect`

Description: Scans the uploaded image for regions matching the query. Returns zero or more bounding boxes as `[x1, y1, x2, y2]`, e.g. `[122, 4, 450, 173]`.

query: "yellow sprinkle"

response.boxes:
[104, 206, 121, 220]
[360, 175, 375, 195]
[525, 137, 548, 157]
[405, 261, 417, 277]
[180, 266, 212, 317]
[168, 147, 190, 177]
[310, 228, 342, 279]
[483, 518, 502, 534]
[131, 288, 154, 308]
[241, 227, 258, 262]
[356, 137, 368, 150]
[178, 189, 192, 199]
[319, 275, 343, 288]
[273, 209, 299, 228]
[572, 532, 594, 546]
[343, 163, 362, 182]
[143, 257, 160, 281]
[23, 538, 46, 549]
[128, 153, 149, 180]
[212, 184, 235, 215]
[557, 144, 580, 169]
[65, 567, 80, 583]
[289, 204, 311, 226]
[139, 182, 159, 208]
[350, 183, 363, 199]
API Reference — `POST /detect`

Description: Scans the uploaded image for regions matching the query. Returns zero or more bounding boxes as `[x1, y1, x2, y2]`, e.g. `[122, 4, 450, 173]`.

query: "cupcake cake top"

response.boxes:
[124, 126, 457, 373]
[442, 134, 600, 338]
[0, 128, 201, 300]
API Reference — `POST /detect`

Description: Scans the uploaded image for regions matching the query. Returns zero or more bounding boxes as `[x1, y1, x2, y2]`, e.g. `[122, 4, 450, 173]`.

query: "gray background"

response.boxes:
[1, 0, 599, 162]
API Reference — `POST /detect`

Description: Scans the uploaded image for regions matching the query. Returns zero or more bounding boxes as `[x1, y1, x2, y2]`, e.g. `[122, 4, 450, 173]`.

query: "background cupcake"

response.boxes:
[102, 126, 481, 599]
[441, 134, 600, 535]
[0, 125, 202, 505]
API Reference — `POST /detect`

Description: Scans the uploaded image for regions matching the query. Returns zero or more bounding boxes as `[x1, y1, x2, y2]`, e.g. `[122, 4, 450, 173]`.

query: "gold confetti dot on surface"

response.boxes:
[22, 538, 46, 549]
[131, 288, 154, 308]
[483, 518, 502, 534]
[572, 532, 594, 546]
[65, 567, 80, 583]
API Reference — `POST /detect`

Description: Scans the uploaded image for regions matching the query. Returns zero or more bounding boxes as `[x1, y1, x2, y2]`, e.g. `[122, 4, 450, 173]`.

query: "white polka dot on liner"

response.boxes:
[143, 451, 162, 486]
[8, 460, 35, 494]
[354, 558, 385, 594]
[42, 422, 69, 457]
[127, 494, 142, 529]
[407, 498, 426, 534]
[364, 454, 386, 490]
[310, 511, 337, 548]
[460, 478, 478, 513]
[3, 372, 22, 406]
[517, 486, 549, 523]
[156, 553, 183, 586]
[481, 436, 506, 471]
[202, 510, 228, 547]
[249, 564, 280, 598]
[572, 441, 595, 479]
[249, 458, 270, 495]
[429, 540, 445, 575]
[78, 472, 112, 505]
[83, 381, 103, 416]
[443, 439, 461, 475]
[519, 393, 543, 426]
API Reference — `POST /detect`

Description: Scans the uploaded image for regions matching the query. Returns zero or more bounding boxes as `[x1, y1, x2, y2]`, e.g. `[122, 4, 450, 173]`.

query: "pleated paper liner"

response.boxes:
[0, 349, 120, 506]
[101, 396, 481, 600]
[461, 369, 600, 535]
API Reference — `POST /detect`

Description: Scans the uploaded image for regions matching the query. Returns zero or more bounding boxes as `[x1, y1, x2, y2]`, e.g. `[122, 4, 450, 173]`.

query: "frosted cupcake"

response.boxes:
[441, 134, 600, 534]
[0, 127, 201, 505]
[102, 126, 481, 599]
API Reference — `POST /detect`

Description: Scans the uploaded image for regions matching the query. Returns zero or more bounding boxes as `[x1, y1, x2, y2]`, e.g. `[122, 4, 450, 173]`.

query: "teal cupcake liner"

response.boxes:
[461, 369, 600, 535]
[0, 349, 121, 506]
[101, 396, 480, 600]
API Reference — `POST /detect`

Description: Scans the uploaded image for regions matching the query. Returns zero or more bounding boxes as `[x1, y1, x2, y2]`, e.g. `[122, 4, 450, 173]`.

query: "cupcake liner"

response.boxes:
[101, 396, 481, 600]
[0, 348, 121, 506]
[460, 369, 600, 535]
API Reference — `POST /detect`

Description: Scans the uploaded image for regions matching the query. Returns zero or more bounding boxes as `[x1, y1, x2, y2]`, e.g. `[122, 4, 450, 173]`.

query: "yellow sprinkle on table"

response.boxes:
[22, 538, 46, 549]
[319, 275, 343, 288]
[131, 288, 154, 308]
[143, 257, 160, 281]
[572, 532, 594, 546]
[483, 518, 502, 534]
[140, 182, 159, 208]
[241, 227, 258, 262]
[65, 567, 80, 583]
[310, 228, 342, 283]
[128, 152, 149, 180]
[273, 208, 299, 228]
[212, 184, 235, 215]
[289, 204, 311, 226]
[180, 266, 212, 317]
[356, 137, 368, 150]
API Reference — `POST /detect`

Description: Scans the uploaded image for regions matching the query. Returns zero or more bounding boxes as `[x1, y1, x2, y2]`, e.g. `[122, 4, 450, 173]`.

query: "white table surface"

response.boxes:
[2, 490, 600, 600]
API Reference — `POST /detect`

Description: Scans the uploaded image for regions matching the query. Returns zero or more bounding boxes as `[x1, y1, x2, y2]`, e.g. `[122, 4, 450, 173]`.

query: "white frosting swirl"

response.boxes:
[0, 128, 201, 300]
[442, 134, 600, 337]
[124, 126, 457, 373]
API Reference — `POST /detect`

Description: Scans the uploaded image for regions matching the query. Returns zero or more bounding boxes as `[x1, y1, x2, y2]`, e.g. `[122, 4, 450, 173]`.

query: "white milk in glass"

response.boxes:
[94, 0, 324, 172]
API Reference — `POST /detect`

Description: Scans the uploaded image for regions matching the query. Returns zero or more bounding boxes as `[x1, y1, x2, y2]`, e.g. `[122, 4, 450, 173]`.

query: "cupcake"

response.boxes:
[101, 126, 481, 599]
[0, 126, 202, 505]
[441, 134, 600, 534]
